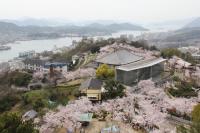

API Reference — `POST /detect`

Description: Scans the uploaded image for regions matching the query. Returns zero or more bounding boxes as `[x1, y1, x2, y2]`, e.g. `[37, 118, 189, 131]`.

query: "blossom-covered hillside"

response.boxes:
[39, 80, 199, 133]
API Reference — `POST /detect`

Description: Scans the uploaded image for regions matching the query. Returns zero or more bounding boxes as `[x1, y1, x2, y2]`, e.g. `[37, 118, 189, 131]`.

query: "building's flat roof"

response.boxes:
[116, 57, 166, 71]
[96, 50, 143, 65]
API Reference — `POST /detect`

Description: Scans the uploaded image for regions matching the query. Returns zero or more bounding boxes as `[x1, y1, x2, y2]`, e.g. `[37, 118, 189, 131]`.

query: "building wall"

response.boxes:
[86, 89, 101, 101]
[116, 69, 138, 85]
[192, 55, 200, 61]
[53, 66, 68, 72]
[116, 62, 165, 86]
[151, 62, 164, 77]
[25, 64, 44, 72]
[9, 60, 25, 71]
[138, 67, 151, 81]
[24, 64, 67, 73]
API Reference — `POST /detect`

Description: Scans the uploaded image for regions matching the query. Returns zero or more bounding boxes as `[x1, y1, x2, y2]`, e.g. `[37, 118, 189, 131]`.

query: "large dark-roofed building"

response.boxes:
[96, 50, 144, 66]
[95, 49, 166, 86]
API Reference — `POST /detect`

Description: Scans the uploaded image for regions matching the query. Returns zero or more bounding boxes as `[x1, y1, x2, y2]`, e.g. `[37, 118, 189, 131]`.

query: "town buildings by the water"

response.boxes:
[0, 45, 11, 51]
[19, 50, 36, 59]
[178, 46, 200, 61]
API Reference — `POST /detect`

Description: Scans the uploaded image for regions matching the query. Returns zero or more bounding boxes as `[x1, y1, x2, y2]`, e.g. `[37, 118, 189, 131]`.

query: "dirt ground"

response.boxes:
[56, 119, 143, 133]
[84, 119, 142, 133]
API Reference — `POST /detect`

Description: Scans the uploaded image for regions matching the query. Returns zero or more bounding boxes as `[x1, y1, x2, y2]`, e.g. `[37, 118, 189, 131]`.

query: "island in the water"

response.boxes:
[0, 45, 11, 51]
[0, 21, 148, 45]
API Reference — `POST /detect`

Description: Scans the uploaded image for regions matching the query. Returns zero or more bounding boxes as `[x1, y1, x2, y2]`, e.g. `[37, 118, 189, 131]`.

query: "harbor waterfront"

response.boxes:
[0, 37, 82, 62]
[0, 30, 150, 62]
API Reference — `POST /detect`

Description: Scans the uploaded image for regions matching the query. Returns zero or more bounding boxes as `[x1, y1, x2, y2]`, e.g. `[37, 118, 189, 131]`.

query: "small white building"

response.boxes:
[178, 46, 200, 61]
[120, 34, 128, 40]
[0, 62, 10, 74]
[72, 55, 80, 64]
[72, 40, 78, 48]
[178, 46, 199, 54]
[23, 58, 68, 73]
[23, 58, 47, 72]
[192, 52, 200, 61]
[128, 34, 134, 41]
[22, 110, 38, 121]
[19, 50, 36, 58]
[8, 59, 25, 71]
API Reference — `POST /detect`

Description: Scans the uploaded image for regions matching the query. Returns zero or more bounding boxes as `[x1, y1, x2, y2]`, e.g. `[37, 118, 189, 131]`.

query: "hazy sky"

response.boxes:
[0, 0, 199, 22]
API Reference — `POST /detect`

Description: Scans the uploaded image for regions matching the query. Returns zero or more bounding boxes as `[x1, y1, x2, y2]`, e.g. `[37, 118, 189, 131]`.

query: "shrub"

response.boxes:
[90, 45, 100, 53]
[177, 104, 200, 133]
[33, 99, 46, 111]
[161, 48, 182, 58]
[129, 40, 151, 50]
[161, 48, 196, 64]
[22, 90, 49, 107]
[192, 104, 200, 122]
[103, 79, 125, 100]
[0, 113, 38, 133]
[9, 71, 32, 87]
[168, 81, 197, 98]
[173, 76, 181, 82]
[96, 64, 115, 79]
[0, 94, 20, 113]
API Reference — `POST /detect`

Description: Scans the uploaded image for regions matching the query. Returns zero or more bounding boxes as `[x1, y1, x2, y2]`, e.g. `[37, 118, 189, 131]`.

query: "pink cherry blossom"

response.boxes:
[39, 80, 199, 133]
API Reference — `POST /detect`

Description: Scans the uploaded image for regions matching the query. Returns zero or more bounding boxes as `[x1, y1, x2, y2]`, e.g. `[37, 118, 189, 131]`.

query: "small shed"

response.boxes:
[28, 82, 43, 90]
[79, 113, 93, 126]
[79, 78, 103, 101]
[22, 110, 38, 121]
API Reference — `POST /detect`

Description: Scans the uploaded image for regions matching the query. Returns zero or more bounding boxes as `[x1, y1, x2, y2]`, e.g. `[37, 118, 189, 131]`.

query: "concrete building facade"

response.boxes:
[96, 49, 166, 86]
[116, 58, 166, 85]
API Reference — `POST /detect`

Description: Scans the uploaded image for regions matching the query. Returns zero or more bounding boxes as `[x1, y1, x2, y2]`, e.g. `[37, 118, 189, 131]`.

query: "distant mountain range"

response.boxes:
[85, 23, 147, 31]
[164, 28, 200, 42]
[2, 17, 200, 47]
[184, 17, 200, 28]
[1, 18, 72, 27]
[164, 18, 200, 42]
[0, 21, 147, 45]
[138, 17, 200, 48]
[146, 18, 194, 31]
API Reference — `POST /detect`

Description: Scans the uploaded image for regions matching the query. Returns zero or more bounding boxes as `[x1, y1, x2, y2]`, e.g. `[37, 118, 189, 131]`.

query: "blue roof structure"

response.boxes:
[44, 62, 67, 68]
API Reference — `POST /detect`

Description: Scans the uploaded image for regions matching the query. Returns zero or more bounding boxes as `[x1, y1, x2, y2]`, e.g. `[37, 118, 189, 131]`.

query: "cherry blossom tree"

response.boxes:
[33, 71, 44, 80]
[63, 68, 95, 81]
[97, 43, 155, 60]
[39, 97, 93, 133]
